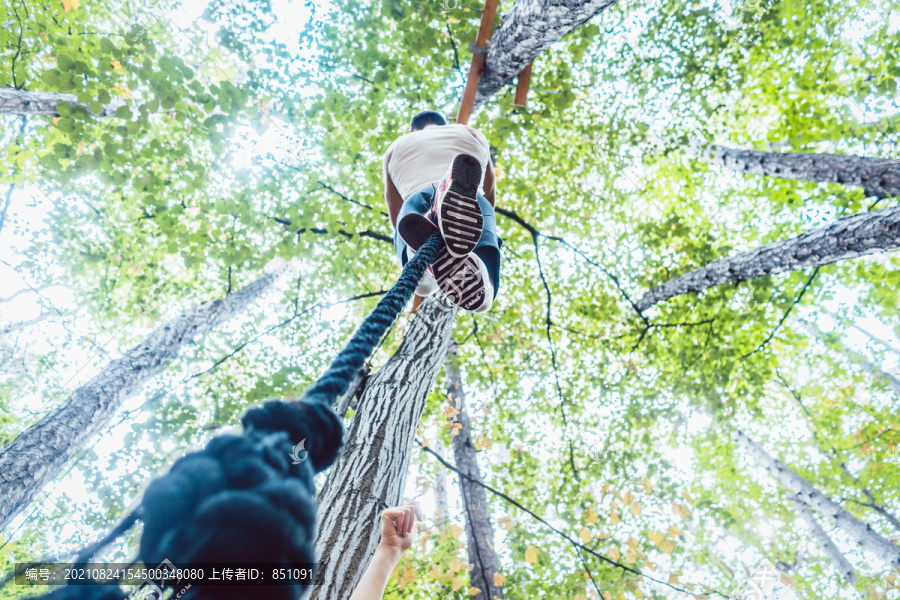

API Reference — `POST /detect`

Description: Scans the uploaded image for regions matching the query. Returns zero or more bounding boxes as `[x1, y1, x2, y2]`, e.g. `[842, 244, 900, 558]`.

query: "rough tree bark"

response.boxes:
[446, 344, 505, 600]
[311, 298, 457, 600]
[0, 89, 121, 117]
[733, 429, 900, 569]
[789, 498, 857, 584]
[0, 267, 284, 530]
[472, 0, 621, 111]
[636, 205, 900, 312]
[696, 144, 900, 198]
[799, 318, 900, 396]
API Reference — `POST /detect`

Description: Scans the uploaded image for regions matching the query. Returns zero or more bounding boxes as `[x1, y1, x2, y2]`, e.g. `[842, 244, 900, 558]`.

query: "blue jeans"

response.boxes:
[393, 186, 501, 299]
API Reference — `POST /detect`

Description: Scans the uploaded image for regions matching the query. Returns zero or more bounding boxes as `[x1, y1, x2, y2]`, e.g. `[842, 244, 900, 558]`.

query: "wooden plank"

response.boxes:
[456, 0, 501, 125]
[513, 61, 534, 107]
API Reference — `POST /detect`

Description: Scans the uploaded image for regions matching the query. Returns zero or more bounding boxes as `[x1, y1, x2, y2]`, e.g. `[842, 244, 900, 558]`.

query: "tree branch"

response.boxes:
[417, 441, 719, 598]
[0, 312, 51, 336]
[742, 267, 819, 358]
[495, 206, 645, 321]
[267, 216, 392, 244]
[0, 116, 27, 237]
[638, 207, 900, 312]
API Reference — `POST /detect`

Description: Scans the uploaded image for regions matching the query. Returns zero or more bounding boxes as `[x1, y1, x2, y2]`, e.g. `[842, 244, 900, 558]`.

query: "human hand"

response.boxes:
[378, 501, 424, 554]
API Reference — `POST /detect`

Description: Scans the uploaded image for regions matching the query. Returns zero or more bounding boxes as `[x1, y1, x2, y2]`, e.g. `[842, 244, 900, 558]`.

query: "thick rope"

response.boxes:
[30, 235, 443, 600]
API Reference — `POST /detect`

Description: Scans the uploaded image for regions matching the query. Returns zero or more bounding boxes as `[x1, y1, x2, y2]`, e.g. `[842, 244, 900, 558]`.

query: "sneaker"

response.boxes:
[466, 252, 494, 314]
[397, 213, 487, 311]
[432, 154, 484, 258]
[404, 247, 438, 297]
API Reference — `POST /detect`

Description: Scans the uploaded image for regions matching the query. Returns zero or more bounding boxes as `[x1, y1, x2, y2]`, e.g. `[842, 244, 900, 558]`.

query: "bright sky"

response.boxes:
[1, 0, 899, 596]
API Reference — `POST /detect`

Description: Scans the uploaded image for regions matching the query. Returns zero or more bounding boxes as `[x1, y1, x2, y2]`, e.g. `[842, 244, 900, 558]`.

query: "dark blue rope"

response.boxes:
[308, 233, 443, 404]
[32, 234, 444, 600]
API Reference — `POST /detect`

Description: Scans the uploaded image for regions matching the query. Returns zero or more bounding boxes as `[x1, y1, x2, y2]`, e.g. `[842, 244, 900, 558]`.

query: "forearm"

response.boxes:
[483, 160, 497, 207]
[383, 151, 404, 227]
[385, 187, 404, 228]
[348, 544, 402, 600]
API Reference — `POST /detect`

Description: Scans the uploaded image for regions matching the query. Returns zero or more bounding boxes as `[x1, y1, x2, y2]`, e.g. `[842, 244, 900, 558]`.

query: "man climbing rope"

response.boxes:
[383, 110, 501, 313]
[349, 502, 424, 600]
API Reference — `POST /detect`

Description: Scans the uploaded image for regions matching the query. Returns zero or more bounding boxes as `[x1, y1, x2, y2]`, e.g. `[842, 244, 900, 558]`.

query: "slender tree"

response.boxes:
[777, 371, 900, 533]
[853, 323, 900, 356]
[445, 344, 505, 600]
[636, 205, 900, 312]
[0, 89, 121, 117]
[0, 265, 285, 530]
[820, 308, 900, 357]
[434, 437, 452, 529]
[799, 319, 900, 396]
[311, 299, 457, 600]
[695, 144, 900, 198]
[733, 428, 900, 569]
[790, 498, 857, 584]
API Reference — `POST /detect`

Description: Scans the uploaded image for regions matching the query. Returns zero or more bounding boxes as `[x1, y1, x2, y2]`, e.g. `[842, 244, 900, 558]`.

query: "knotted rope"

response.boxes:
[33, 235, 443, 600]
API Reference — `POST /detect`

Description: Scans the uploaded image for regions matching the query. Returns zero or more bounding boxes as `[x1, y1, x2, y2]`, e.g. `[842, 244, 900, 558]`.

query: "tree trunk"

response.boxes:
[798, 318, 900, 396]
[698, 144, 900, 198]
[781, 371, 900, 533]
[0, 88, 120, 117]
[733, 429, 900, 568]
[311, 298, 457, 600]
[789, 498, 857, 584]
[855, 324, 900, 356]
[446, 344, 505, 600]
[820, 307, 900, 356]
[472, 0, 621, 111]
[433, 437, 451, 530]
[636, 205, 900, 312]
[0, 267, 284, 530]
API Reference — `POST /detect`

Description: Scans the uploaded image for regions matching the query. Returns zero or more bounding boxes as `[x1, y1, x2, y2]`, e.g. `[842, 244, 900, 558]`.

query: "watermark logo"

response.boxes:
[710, 0, 780, 42]
[289, 439, 308, 465]
[589, 139, 605, 165]
[413, 290, 457, 327]
[890, 446, 900, 465]
[733, 288, 758, 314]
[710, 0, 756, 30]
[128, 559, 191, 600]
[727, 559, 794, 599]
[137, 295, 159, 313]
[137, 284, 161, 314]
[585, 448, 610, 466]
[108, 0, 172, 42]
[439, 0, 457, 11]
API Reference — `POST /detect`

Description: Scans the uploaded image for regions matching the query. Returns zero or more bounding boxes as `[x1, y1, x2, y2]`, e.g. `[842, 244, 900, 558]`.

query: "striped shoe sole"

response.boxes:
[398, 213, 486, 311]
[436, 154, 484, 258]
[431, 251, 486, 312]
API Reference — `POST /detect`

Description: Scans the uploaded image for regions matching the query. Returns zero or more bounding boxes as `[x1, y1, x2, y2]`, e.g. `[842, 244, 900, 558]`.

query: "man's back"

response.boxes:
[385, 124, 491, 200]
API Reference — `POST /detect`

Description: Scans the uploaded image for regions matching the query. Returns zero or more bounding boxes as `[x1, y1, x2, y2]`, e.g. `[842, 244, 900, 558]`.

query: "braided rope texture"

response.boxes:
[35, 235, 443, 600]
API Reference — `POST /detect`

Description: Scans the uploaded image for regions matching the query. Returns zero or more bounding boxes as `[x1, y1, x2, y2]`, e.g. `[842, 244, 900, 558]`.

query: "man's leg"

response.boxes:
[396, 186, 487, 312]
[397, 188, 500, 313]
[460, 193, 500, 313]
[394, 189, 434, 267]
[432, 154, 484, 257]
[394, 189, 439, 297]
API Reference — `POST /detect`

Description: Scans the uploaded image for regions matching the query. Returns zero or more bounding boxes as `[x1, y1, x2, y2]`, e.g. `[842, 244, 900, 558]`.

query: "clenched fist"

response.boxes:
[378, 501, 424, 553]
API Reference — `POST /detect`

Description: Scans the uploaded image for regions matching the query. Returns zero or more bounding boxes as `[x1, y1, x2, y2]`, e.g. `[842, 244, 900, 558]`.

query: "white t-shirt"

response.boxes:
[384, 124, 491, 200]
